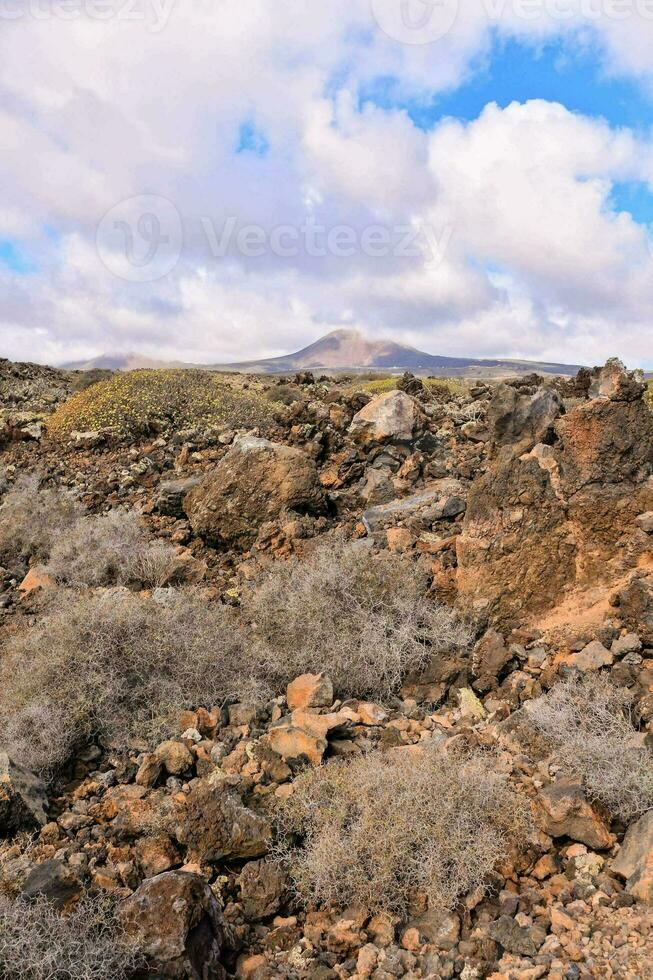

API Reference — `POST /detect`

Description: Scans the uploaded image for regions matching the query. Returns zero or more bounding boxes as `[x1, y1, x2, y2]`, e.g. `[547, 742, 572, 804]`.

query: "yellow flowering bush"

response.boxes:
[47, 369, 273, 438]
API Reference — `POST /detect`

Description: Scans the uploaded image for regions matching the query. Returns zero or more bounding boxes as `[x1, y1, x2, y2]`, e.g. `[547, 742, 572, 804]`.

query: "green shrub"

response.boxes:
[47, 369, 273, 438]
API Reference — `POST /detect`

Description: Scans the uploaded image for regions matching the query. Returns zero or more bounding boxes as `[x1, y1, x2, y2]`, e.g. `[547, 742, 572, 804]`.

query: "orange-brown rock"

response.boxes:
[286, 672, 333, 710]
[536, 781, 614, 850]
[456, 362, 653, 627]
[18, 566, 56, 594]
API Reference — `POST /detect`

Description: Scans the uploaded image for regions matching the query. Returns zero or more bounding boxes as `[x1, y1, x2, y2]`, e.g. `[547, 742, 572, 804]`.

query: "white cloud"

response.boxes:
[1, 2, 653, 367]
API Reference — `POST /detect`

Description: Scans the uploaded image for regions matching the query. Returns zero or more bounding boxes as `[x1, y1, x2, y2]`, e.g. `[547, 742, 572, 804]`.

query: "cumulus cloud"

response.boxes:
[1, 1, 653, 366]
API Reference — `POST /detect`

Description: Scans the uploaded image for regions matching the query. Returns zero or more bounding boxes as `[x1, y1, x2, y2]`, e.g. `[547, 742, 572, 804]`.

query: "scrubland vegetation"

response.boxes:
[0, 486, 469, 778]
[0, 589, 244, 777]
[0, 475, 85, 562]
[0, 894, 141, 980]
[528, 673, 653, 822]
[275, 744, 529, 915]
[242, 540, 472, 701]
[46, 369, 274, 438]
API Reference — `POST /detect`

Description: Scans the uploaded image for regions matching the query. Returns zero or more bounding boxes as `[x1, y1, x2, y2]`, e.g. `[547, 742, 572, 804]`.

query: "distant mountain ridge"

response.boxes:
[64, 329, 584, 377]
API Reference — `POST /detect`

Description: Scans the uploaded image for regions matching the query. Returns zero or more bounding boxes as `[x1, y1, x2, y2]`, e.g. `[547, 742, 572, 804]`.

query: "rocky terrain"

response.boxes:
[0, 357, 652, 979]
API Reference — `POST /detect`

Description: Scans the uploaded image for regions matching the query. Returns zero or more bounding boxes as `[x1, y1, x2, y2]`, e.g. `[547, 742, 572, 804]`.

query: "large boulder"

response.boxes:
[349, 390, 425, 445]
[456, 454, 575, 624]
[456, 361, 653, 627]
[120, 871, 228, 979]
[184, 437, 326, 549]
[0, 752, 48, 834]
[486, 383, 562, 452]
[556, 397, 653, 494]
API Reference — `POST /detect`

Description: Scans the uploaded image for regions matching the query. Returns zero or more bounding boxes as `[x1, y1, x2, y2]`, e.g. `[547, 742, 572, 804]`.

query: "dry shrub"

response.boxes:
[0, 893, 142, 980]
[275, 745, 529, 915]
[0, 589, 249, 778]
[46, 508, 178, 588]
[527, 673, 653, 821]
[243, 542, 472, 700]
[0, 476, 84, 561]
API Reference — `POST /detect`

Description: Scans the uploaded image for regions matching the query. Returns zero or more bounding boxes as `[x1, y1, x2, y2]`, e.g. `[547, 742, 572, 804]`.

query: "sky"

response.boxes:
[2, 1, 653, 368]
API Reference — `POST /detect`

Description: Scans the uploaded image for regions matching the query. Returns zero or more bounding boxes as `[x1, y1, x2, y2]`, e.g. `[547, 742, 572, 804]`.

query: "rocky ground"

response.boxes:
[0, 358, 652, 979]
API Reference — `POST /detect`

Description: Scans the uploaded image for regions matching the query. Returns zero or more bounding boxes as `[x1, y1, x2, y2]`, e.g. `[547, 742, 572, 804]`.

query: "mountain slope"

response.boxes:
[63, 330, 584, 377]
[217, 329, 584, 376]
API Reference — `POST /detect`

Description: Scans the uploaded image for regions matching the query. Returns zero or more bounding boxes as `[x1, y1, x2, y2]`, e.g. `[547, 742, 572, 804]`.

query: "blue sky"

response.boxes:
[2, 4, 653, 367]
[363, 35, 653, 133]
[361, 33, 653, 226]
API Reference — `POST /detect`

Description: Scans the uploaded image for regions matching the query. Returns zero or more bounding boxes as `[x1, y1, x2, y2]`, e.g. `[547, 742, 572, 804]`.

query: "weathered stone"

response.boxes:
[472, 629, 512, 690]
[488, 915, 545, 956]
[611, 632, 642, 657]
[407, 910, 460, 950]
[362, 479, 466, 533]
[357, 702, 389, 726]
[612, 811, 653, 904]
[171, 780, 271, 863]
[21, 859, 82, 910]
[456, 455, 574, 625]
[135, 752, 163, 788]
[589, 357, 645, 402]
[0, 752, 48, 834]
[185, 437, 326, 549]
[133, 834, 182, 878]
[154, 740, 194, 776]
[286, 673, 333, 711]
[121, 871, 227, 979]
[359, 467, 395, 506]
[385, 527, 415, 552]
[262, 726, 326, 767]
[349, 390, 425, 444]
[155, 476, 202, 517]
[95, 785, 170, 841]
[636, 511, 653, 534]
[290, 707, 358, 739]
[567, 640, 614, 672]
[457, 367, 653, 627]
[556, 396, 653, 495]
[18, 566, 56, 593]
[486, 384, 562, 451]
[239, 859, 287, 920]
[613, 572, 653, 645]
[537, 781, 614, 849]
[458, 687, 487, 721]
